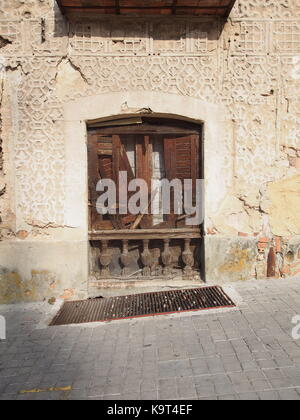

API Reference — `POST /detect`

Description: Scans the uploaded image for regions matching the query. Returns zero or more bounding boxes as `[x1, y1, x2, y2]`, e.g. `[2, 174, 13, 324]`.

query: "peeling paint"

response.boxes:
[60, 289, 75, 300]
[268, 175, 300, 237]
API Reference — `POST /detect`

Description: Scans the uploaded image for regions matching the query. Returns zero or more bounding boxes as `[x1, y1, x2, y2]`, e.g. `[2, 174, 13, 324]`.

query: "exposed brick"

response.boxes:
[267, 247, 276, 278]
[207, 228, 217, 235]
[60, 289, 75, 300]
[275, 237, 281, 253]
[16, 230, 29, 240]
[258, 237, 269, 253]
[289, 156, 300, 169]
[281, 266, 291, 276]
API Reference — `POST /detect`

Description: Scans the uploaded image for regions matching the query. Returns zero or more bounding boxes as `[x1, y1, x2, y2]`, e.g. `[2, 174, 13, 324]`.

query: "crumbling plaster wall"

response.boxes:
[0, 0, 300, 302]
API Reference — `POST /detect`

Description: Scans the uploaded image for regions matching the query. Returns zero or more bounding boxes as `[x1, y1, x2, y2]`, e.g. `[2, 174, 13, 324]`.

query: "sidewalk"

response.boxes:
[0, 277, 300, 400]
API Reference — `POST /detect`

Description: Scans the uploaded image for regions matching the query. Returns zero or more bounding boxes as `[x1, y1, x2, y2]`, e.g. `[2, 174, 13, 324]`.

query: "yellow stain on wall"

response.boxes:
[268, 174, 300, 237]
[219, 249, 251, 274]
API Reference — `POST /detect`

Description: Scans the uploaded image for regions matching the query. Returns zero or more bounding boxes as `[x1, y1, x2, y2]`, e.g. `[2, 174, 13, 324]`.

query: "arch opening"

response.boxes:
[87, 115, 205, 295]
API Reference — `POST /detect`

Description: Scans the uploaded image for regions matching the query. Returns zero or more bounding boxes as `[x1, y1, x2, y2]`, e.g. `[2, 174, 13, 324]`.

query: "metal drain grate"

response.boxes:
[50, 286, 235, 326]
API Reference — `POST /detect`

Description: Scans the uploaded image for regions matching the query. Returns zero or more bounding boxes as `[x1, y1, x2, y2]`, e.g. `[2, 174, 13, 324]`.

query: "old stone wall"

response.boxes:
[0, 0, 300, 302]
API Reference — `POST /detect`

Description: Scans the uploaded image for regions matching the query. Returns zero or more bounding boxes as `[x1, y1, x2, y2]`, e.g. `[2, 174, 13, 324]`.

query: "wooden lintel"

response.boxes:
[89, 228, 201, 241]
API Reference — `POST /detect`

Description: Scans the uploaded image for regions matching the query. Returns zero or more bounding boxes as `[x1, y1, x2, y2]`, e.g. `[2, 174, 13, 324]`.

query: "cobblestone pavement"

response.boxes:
[0, 278, 300, 400]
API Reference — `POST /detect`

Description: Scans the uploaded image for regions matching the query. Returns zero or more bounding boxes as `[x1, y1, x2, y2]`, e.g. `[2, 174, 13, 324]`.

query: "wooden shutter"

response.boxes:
[88, 134, 114, 230]
[163, 135, 200, 227]
[135, 135, 153, 228]
[88, 133, 137, 231]
[112, 135, 136, 229]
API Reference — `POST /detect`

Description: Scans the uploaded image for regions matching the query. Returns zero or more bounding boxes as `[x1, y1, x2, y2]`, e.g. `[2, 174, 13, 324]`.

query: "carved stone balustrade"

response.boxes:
[182, 238, 194, 276]
[99, 240, 112, 277]
[91, 228, 201, 279]
[141, 239, 152, 276]
[161, 239, 172, 276]
[120, 240, 132, 276]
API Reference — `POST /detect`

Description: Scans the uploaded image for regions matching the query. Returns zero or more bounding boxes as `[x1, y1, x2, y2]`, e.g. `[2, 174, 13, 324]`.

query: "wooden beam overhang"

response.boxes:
[56, 0, 237, 18]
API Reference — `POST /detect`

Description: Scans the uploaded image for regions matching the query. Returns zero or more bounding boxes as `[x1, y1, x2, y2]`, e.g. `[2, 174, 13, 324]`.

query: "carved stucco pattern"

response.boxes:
[14, 56, 65, 225]
[232, 0, 300, 19]
[0, 0, 299, 225]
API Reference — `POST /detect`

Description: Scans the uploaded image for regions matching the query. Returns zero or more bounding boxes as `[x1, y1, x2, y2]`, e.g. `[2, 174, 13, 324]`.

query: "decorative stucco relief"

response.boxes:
[68, 18, 220, 56]
[232, 0, 300, 19]
[0, 0, 299, 231]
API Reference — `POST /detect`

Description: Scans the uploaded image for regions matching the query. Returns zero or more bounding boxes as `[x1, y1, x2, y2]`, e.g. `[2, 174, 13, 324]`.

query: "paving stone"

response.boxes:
[190, 358, 209, 375]
[263, 368, 285, 380]
[233, 381, 254, 393]
[215, 382, 235, 396]
[218, 394, 238, 400]
[35, 391, 65, 400]
[207, 357, 225, 374]
[177, 377, 197, 398]
[72, 379, 91, 390]
[66, 389, 88, 400]
[238, 392, 260, 400]
[269, 377, 295, 389]
[196, 384, 216, 398]
[117, 392, 141, 400]
[210, 373, 231, 385]
[245, 370, 266, 382]
[1, 278, 300, 400]
[229, 371, 250, 384]
[258, 390, 280, 400]
[140, 379, 157, 392]
[87, 386, 105, 397]
[141, 390, 158, 400]
[258, 359, 278, 369]
[250, 380, 271, 391]
[104, 383, 122, 396]
[158, 387, 178, 400]
[278, 389, 300, 400]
